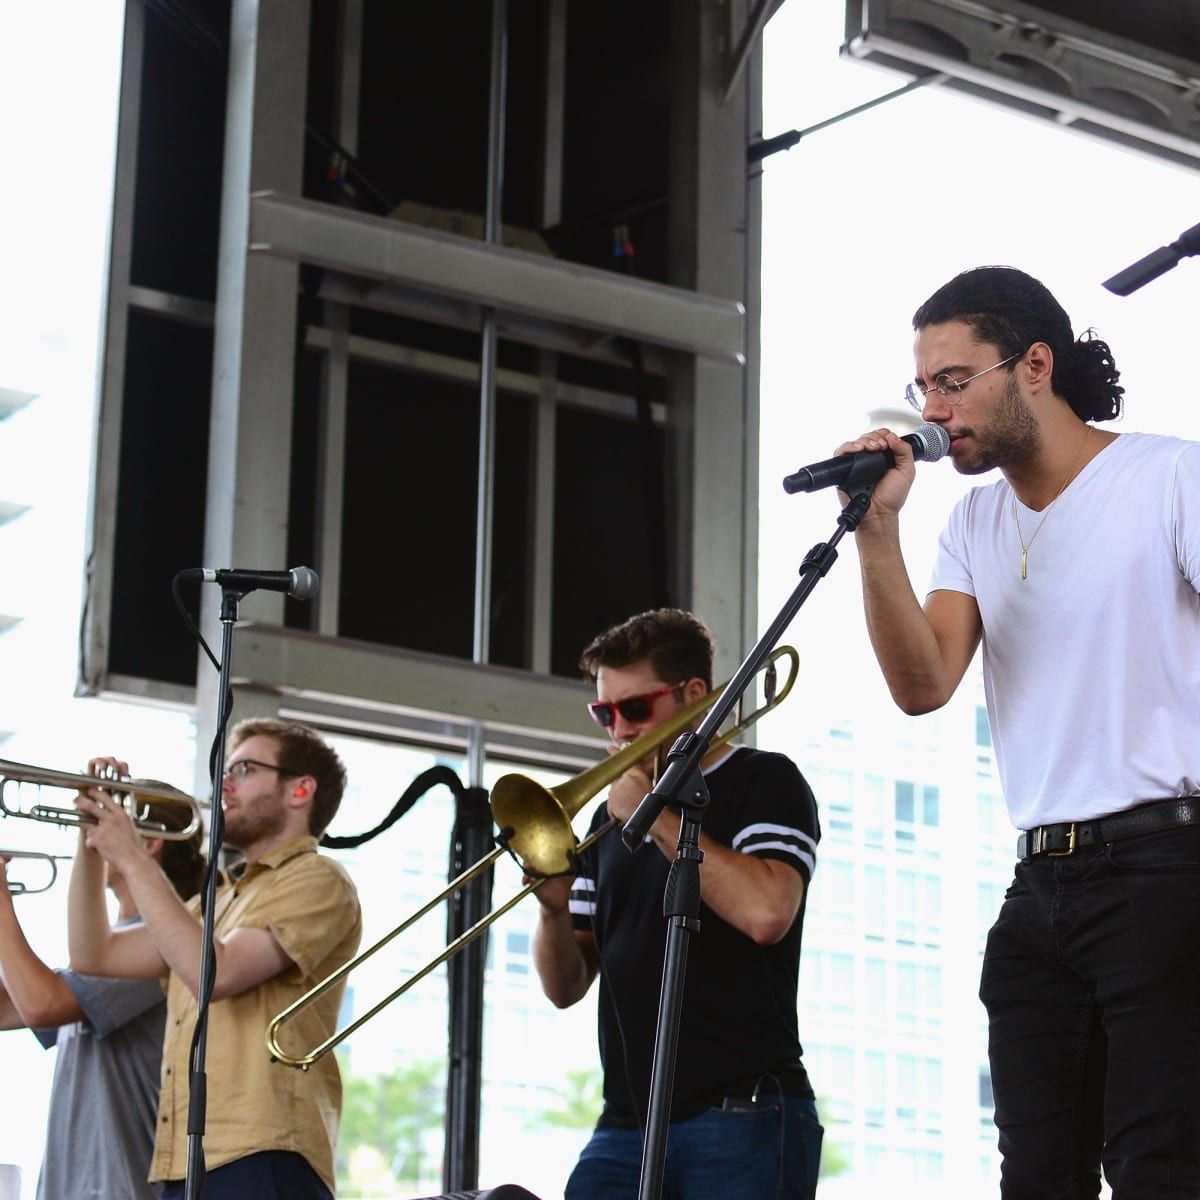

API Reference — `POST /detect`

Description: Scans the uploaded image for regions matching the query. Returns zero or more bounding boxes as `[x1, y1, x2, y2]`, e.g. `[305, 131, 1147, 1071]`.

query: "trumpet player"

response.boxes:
[532, 609, 824, 1198]
[67, 719, 361, 1200]
[0, 806, 202, 1200]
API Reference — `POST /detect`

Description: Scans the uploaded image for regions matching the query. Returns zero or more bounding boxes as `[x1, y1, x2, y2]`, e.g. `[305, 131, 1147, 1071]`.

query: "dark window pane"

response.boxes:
[109, 311, 213, 686]
[130, 0, 229, 300]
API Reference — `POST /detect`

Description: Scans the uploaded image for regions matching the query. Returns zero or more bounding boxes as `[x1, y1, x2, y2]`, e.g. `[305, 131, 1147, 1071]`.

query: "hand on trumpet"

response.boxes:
[74, 757, 148, 871]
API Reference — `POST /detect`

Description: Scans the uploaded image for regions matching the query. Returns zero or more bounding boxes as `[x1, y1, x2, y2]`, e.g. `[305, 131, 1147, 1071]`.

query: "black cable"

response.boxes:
[320, 765, 465, 849]
[171, 574, 220, 672]
[182, 666, 235, 1198]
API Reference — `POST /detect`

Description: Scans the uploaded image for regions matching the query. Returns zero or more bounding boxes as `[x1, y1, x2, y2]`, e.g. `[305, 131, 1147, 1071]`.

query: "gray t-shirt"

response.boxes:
[33, 965, 166, 1200]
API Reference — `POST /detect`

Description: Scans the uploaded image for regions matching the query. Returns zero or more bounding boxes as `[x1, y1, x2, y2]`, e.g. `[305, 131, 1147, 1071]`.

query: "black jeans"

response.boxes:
[981, 826, 1200, 1199]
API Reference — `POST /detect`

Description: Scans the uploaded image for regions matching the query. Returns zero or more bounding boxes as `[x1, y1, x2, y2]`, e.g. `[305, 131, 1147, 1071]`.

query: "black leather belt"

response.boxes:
[1017, 798, 1200, 861]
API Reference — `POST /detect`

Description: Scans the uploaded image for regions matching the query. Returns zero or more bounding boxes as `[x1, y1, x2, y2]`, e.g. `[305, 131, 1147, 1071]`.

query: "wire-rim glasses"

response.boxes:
[222, 759, 299, 782]
[905, 351, 1023, 411]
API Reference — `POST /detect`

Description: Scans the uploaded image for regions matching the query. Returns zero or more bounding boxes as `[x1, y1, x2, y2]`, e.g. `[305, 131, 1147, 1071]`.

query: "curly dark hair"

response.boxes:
[579, 609, 715, 691]
[912, 266, 1124, 422]
[227, 718, 348, 837]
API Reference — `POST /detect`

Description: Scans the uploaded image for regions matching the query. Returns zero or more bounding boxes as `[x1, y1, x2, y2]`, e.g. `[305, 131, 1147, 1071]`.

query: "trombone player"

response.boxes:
[532, 609, 824, 1198]
[0, 801, 203, 1200]
[67, 719, 361, 1200]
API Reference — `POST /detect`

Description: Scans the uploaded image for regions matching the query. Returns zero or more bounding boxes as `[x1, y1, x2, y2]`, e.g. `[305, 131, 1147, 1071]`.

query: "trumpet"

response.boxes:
[0, 759, 202, 842]
[266, 646, 799, 1070]
[0, 849, 72, 895]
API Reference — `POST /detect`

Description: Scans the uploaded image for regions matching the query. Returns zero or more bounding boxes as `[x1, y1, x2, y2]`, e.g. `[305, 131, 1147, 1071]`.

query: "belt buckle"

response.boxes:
[1047, 823, 1077, 857]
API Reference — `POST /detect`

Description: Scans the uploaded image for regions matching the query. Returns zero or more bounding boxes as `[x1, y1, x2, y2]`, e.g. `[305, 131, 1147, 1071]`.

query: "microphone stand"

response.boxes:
[184, 584, 242, 1200]
[623, 483, 878, 1200]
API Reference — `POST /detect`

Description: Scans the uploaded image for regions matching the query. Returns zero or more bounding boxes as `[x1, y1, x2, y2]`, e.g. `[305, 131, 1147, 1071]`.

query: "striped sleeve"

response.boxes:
[730, 751, 820, 882]
[569, 875, 596, 922]
[732, 821, 817, 879]
[569, 804, 606, 931]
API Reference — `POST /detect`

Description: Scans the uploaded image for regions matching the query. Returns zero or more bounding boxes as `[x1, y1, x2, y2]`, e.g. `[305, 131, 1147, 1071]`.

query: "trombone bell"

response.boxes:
[487, 776, 576, 877]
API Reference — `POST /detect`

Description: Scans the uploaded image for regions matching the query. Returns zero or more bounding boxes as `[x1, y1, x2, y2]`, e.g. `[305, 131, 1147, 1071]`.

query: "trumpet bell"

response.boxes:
[489, 775, 577, 876]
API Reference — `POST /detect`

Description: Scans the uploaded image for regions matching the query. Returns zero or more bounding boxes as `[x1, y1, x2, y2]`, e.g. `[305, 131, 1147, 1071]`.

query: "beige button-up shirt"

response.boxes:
[149, 836, 361, 1192]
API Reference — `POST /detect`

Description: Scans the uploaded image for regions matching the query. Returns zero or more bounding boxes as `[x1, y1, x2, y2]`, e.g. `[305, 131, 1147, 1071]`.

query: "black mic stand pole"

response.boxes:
[184, 585, 243, 1200]
[626, 479, 881, 1200]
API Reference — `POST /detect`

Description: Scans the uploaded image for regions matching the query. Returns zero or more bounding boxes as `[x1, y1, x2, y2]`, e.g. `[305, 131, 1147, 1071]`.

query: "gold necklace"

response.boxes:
[1012, 426, 1093, 580]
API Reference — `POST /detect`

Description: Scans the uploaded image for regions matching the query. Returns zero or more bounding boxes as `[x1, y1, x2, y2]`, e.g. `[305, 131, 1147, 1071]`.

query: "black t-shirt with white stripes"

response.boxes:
[569, 745, 820, 1128]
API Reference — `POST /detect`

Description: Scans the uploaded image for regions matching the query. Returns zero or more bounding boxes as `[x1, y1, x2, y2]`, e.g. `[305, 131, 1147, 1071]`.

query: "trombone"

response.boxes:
[0, 760, 202, 842]
[266, 645, 799, 1070]
[0, 849, 72, 895]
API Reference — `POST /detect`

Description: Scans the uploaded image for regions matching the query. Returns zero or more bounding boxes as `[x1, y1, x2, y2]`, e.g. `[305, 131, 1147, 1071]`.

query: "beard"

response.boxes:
[950, 375, 1040, 475]
[223, 793, 287, 849]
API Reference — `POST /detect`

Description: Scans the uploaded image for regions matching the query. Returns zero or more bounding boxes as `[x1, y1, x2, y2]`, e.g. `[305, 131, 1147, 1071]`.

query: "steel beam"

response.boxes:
[248, 191, 746, 363]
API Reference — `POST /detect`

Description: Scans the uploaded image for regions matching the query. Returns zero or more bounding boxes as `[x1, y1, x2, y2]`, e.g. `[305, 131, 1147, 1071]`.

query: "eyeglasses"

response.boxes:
[587, 682, 684, 729]
[905, 351, 1023, 411]
[222, 759, 298, 782]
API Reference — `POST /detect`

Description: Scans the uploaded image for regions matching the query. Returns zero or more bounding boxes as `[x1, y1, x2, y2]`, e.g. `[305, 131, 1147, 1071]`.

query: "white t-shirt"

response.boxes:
[930, 431, 1200, 829]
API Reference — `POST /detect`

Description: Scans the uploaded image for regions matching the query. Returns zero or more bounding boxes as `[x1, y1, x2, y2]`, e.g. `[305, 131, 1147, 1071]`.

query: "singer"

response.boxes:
[843, 266, 1200, 1198]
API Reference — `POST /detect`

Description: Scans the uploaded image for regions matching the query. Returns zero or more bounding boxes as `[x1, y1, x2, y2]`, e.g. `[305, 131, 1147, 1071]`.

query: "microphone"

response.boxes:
[782, 422, 950, 494]
[1103, 221, 1200, 297]
[181, 566, 320, 601]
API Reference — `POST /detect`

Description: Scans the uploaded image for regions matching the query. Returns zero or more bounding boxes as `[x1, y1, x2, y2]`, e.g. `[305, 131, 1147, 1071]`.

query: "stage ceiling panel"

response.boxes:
[843, 0, 1200, 169]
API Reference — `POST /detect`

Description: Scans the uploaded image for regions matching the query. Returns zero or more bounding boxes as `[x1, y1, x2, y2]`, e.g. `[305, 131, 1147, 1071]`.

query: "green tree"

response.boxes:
[336, 1056, 445, 1191]
[533, 1067, 604, 1130]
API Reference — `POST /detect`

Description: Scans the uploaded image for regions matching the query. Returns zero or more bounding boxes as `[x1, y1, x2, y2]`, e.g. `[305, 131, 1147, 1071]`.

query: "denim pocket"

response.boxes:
[1105, 824, 1200, 871]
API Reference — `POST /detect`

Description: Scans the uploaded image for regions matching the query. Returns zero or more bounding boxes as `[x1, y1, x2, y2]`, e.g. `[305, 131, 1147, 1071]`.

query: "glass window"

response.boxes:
[976, 706, 992, 748]
[979, 1066, 995, 1109]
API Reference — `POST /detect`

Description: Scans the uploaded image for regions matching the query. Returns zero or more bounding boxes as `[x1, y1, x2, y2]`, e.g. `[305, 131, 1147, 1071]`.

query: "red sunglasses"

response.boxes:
[587, 682, 684, 729]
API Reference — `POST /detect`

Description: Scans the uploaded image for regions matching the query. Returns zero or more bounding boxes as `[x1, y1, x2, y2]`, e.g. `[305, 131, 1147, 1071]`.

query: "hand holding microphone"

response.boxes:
[782, 422, 949, 495]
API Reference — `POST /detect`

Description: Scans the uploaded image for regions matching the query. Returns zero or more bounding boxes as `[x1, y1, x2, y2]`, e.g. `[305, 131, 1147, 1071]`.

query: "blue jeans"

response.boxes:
[159, 1150, 332, 1200]
[981, 828, 1200, 1199]
[565, 1096, 823, 1199]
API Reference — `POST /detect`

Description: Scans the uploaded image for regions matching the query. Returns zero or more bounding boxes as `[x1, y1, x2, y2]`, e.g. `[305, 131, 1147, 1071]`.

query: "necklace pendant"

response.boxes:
[1020, 549, 1028, 580]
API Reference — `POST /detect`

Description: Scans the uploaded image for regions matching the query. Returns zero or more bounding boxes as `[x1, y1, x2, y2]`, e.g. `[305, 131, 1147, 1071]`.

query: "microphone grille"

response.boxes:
[290, 566, 321, 601]
[911, 422, 950, 463]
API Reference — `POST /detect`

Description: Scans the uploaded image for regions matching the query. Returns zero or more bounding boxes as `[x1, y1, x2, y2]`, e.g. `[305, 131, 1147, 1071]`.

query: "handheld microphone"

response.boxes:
[782, 422, 950, 494]
[180, 566, 320, 601]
